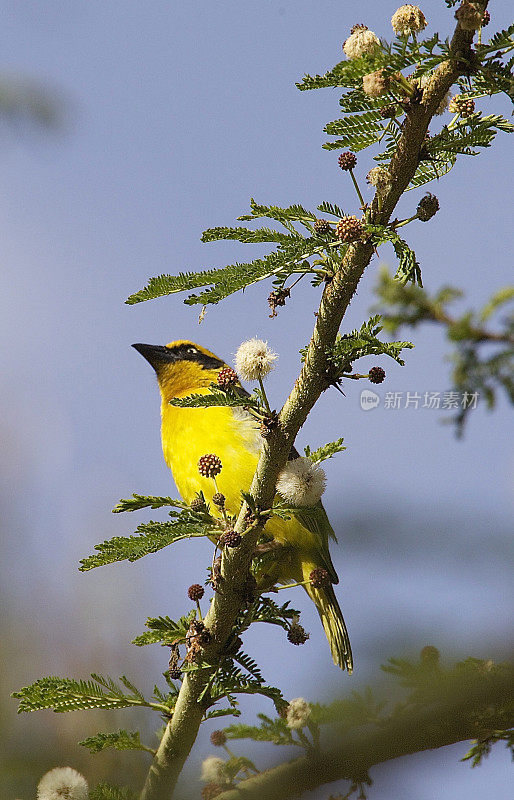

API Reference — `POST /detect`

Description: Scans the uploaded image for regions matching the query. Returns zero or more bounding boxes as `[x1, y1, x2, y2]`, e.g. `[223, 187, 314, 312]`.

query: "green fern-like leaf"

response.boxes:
[132, 611, 196, 646]
[80, 729, 152, 754]
[13, 675, 149, 714]
[169, 388, 258, 410]
[407, 155, 456, 189]
[316, 201, 346, 219]
[304, 438, 346, 465]
[367, 226, 422, 285]
[112, 494, 187, 513]
[324, 110, 384, 150]
[79, 520, 211, 571]
[126, 268, 225, 304]
[201, 226, 300, 244]
[89, 784, 137, 800]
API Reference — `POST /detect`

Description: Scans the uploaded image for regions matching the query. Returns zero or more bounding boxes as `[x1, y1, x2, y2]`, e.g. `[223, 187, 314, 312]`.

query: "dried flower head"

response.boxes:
[417, 192, 440, 221]
[235, 338, 277, 381]
[335, 215, 364, 243]
[268, 288, 290, 317]
[391, 5, 427, 36]
[216, 366, 238, 388]
[481, 9, 490, 26]
[338, 151, 357, 171]
[168, 667, 182, 680]
[287, 619, 310, 645]
[366, 166, 392, 192]
[362, 69, 390, 97]
[37, 767, 88, 800]
[368, 366, 386, 384]
[343, 27, 381, 59]
[455, 2, 483, 31]
[276, 457, 326, 507]
[201, 756, 229, 784]
[188, 583, 205, 601]
[449, 94, 475, 116]
[210, 729, 227, 747]
[380, 103, 399, 119]
[309, 567, 331, 589]
[198, 454, 223, 478]
[286, 697, 312, 729]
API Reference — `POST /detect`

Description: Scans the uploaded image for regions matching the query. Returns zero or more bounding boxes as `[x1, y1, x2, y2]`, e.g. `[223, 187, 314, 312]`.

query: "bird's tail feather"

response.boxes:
[306, 581, 353, 673]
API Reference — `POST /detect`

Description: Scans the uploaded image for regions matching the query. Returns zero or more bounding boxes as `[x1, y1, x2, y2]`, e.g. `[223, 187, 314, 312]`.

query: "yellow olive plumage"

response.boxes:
[133, 339, 353, 672]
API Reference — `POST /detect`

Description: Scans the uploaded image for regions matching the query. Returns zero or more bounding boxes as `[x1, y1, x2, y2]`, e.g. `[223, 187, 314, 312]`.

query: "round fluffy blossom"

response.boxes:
[362, 69, 390, 97]
[419, 73, 450, 115]
[286, 698, 312, 729]
[234, 338, 277, 381]
[276, 457, 326, 507]
[343, 26, 381, 59]
[201, 756, 229, 784]
[391, 5, 427, 36]
[455, 2, 483, 31]
[366, 166, 392, 193]
[37, 767, 88, 800]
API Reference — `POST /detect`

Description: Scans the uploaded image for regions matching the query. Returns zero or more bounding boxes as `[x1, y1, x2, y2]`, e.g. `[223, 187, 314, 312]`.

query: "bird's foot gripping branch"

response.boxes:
[13, 3, 514, 799]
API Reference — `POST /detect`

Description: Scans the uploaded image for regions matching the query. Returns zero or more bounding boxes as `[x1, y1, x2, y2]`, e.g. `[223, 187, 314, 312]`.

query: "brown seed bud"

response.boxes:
[338, 151, 357, 171]
[217, 366, 238, 388]
[187, 583, 205, 601]
[335, 215, 364, 242]
[309, 568, 331, 589]
[368, 366, 386, 384]
[210, 730, 227, 747]
[198, 454, 222, 478]
[219, 529, 242, 548]
[314, 218, 331, 235]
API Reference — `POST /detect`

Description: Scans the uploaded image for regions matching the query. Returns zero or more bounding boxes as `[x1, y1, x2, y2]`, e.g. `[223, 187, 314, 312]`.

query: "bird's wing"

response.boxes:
[292, 502, 339, 584]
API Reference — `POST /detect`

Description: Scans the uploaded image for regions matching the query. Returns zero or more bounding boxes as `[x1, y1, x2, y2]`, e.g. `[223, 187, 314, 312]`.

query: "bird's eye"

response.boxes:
[186, 346, 197, 355]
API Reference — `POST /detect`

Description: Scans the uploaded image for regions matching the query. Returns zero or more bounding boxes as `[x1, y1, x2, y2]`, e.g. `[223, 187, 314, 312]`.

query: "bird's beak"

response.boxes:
[132, 343, 178, 371]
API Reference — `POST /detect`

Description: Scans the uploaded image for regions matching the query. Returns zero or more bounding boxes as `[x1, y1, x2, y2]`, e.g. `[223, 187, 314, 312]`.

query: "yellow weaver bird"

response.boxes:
[133, 340, 353, 672]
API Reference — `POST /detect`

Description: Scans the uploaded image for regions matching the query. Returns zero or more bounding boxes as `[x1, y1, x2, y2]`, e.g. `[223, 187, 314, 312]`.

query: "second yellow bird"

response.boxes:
[133, 339, 353, 672]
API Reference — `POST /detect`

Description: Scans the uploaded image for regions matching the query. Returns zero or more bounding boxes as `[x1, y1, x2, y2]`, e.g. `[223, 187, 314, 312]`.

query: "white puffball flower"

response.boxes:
[201, 756, 229, 784]
[37, 767, 88, 800]
[366, 166, 393, 192]
[276, 457, 326, 507]
[286, 698, 312, 730]
[391, 5, 427, 36]
[419, 73, 450, 115]
[343, 27, 381, 59]
[234, 338, 277, 381]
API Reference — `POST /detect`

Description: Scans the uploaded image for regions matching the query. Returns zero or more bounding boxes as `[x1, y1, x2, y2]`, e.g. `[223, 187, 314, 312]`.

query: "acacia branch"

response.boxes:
[216, 668, 513, 800]
[139, 10, 483, 800]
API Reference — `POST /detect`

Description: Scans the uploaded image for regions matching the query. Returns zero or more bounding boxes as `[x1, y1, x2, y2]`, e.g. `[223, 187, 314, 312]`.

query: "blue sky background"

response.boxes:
[0, 1, 512, 798]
